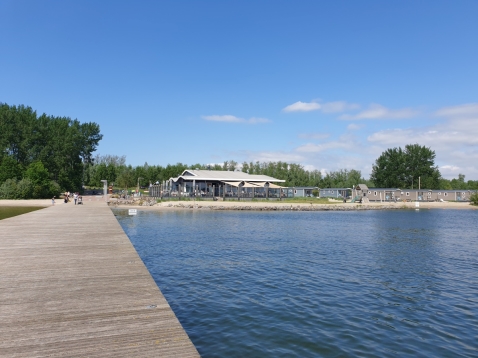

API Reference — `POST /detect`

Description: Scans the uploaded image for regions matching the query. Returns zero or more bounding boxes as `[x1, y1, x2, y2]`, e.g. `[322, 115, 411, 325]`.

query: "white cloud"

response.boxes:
[298, 132, 330, 140]
[347, 123, 362, 131]
[367, 107, 478, 179]
[202, 115, 243, 123]
[215, 102, 478, 180]
[339, 103, 419, 120]
[282, 101, 321, 112]
[321, 101, 360, 113]
[282, 100, 359, 113]
[296, 141, 353, 153]
[435, 103, 478, 118]
[248, 117, 271, 124]
[249, 151, 305, 163]
[202, 115, 271, 124]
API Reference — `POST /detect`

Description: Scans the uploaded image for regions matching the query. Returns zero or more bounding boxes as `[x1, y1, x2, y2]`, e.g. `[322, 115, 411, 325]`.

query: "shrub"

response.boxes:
[0, 179, 19, 199]
[0, 177, 59, 199]
[470, 192, 478, 206]
[16, 178, 34, 199]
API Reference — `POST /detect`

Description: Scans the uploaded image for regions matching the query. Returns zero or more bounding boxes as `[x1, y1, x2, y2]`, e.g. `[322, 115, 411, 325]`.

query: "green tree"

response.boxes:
[371, 144, 441, 189]
[0, 103, 102, 193]
[0, 155, 22, 183]
[25, 161, 58, 198]
[470, 192, 478, 206]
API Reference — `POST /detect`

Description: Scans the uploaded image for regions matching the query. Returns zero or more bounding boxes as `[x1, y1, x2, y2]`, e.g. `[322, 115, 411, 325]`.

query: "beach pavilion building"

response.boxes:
[149, 169, 286, 200]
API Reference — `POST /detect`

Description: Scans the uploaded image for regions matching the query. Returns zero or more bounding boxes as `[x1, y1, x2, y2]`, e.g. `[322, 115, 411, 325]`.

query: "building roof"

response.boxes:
[368, 188, 401, 191]
[173, 170, 285, 182]
[320, 187, 351, 190]
[356, 184, 369, 191]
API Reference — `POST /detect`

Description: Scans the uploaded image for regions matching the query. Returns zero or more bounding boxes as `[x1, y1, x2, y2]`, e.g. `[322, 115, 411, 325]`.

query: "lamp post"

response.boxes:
[100, 180, 107, 202]
[137, 177, 143, 197]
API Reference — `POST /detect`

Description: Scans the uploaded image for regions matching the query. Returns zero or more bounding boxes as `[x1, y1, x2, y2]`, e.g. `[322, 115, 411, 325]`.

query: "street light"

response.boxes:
[137, 177, 143, 197]
[100, 180, 108, 202]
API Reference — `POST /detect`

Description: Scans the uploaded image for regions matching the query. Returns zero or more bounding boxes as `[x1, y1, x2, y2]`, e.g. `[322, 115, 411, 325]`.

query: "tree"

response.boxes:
[25, 161, 58, 198]
[371, 144, 441, 189]
[470, 192, 478, 206]
[0, 103, 103, 192]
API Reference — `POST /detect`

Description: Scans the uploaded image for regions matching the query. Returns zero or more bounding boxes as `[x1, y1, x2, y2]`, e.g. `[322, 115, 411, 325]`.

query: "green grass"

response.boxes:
[0, 206, 45, 221]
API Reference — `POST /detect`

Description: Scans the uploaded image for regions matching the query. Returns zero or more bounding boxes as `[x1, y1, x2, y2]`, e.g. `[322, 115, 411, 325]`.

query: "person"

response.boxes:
[64, 192, 68, 203]
[52, 196, 55, 205]
[74, 192, 78, 205]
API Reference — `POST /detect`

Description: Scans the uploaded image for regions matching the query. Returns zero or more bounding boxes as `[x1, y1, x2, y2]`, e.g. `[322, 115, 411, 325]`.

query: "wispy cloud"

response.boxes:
[282, 101, 321, 112]
[298, 132, 330, 140]
[296, 139, 354, 153]
[248, 151, 305, 163]
[321, 101, 360, 113]
[282, 100, 359, 113]
[202, 115, 271, 124]
[216, 102, 478, 180]
[435, 103, 478, 118]
[367, 105, 478, 178]
[339, 103, 418, 120]
[347, 123, 362, 131]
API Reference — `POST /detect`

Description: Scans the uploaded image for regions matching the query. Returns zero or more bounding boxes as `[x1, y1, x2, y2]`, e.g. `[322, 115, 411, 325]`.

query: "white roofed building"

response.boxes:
[150, 169, 286, 199]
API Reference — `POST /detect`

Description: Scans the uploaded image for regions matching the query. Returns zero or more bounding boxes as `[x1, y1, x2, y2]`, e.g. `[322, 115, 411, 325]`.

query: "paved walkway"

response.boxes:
[0, 200, 199, 357]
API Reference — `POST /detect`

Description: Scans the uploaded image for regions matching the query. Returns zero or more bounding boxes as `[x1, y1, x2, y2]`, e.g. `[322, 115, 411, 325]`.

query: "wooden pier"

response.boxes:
[0, 200, 200, 357]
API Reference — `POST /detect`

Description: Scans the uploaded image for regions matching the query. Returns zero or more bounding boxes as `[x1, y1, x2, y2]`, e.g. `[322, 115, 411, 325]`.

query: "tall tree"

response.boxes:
[0, 103, 103, 194]
[371, 144, 441, 189]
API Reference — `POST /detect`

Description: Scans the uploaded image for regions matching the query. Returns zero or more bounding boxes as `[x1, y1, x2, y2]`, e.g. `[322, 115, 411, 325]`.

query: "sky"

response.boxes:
[1, 0, 477, 180]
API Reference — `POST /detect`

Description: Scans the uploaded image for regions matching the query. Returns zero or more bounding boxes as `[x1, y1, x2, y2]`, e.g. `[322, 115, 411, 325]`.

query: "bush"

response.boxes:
[17, 178, 34, 199]
[0, 179, 19, 199]
[470, 192, 478, 206]
[0, 177, 59, 199]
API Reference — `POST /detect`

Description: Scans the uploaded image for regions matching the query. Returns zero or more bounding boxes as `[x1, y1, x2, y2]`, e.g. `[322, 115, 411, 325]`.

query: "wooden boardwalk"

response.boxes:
[0, 200, 200, 357]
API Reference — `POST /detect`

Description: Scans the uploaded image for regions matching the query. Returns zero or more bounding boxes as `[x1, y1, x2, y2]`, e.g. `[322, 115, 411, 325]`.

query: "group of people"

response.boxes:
[51, 192, 83, 205]
[61, 192, 82, 205]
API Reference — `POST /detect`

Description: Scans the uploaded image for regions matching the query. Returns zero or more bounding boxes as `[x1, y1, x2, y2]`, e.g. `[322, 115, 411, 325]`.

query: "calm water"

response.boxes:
[114, 209, 478, 357]
[0, 206, 44, 220]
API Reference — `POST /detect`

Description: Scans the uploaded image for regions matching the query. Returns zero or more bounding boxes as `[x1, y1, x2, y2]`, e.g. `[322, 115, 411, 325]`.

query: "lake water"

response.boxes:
[114, 209, 478, 357]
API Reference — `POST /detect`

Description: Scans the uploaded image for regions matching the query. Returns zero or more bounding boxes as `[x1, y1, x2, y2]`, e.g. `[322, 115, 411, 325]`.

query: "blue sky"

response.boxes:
[1, 1, 477, 179]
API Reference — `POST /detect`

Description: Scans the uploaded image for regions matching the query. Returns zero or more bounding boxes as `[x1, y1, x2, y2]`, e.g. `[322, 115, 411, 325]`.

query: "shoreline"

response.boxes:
[109, 199, 478, 211]
[2, 198, 476, 211]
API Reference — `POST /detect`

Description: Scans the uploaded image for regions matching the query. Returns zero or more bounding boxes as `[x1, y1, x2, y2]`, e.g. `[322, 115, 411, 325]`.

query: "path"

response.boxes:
[0, 200, 199, 357]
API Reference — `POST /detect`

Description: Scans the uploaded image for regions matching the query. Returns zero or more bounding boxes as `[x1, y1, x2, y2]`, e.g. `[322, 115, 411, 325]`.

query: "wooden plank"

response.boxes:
[0, 201, 200, 357]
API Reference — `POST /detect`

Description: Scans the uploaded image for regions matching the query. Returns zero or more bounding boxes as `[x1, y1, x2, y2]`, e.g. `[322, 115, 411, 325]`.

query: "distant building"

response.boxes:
[319, 188, 351, 199]
[365, 188, 476, 202]
[149, 170, 285, 198]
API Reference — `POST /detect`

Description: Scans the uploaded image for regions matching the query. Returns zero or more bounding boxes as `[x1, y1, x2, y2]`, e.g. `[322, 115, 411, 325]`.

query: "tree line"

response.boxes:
[0, 103, 102, 199]
[84, 155, 373, 190]
[1, 102, 476, 199]
[87, 145, 478, 192]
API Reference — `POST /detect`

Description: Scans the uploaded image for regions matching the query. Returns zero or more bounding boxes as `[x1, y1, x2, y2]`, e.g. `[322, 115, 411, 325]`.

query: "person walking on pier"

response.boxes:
[74, 192, 78, 205]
